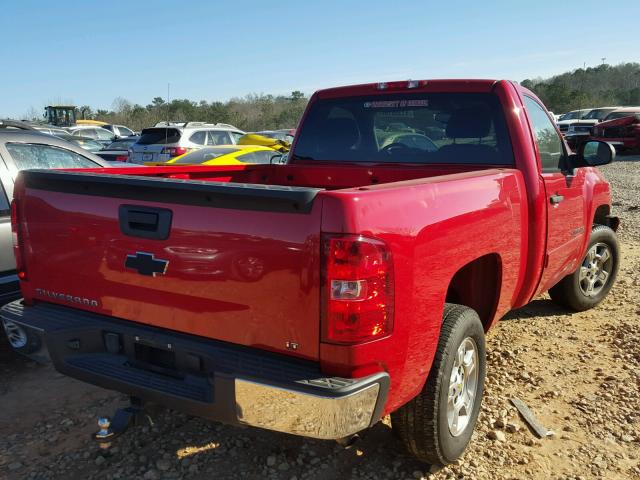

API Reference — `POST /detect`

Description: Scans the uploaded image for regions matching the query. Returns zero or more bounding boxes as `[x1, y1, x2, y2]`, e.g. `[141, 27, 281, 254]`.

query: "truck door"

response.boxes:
[522, 96, 586, 292]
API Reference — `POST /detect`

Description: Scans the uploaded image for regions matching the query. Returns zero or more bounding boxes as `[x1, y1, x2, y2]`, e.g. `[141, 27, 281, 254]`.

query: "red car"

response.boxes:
[2, 79, 619, 465]
[590, 107, 640, 152]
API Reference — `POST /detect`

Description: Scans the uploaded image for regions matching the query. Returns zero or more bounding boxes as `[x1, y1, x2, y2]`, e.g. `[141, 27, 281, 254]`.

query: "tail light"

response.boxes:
[115, 155, 128, 162]
[10, 200, 27, 281]
[321, 235, 394, 344]
[161, 147, 190, 157]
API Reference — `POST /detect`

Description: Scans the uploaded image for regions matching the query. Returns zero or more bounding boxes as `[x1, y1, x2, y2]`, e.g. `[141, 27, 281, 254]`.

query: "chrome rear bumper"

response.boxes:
[1, 300, 389, 440]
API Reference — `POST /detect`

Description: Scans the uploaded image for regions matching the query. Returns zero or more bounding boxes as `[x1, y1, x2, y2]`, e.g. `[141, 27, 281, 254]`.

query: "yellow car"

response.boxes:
[146, 145, 283, 166]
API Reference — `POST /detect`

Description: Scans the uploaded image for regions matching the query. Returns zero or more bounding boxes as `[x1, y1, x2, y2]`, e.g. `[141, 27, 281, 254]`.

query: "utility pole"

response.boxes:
[601, 57, 606, 65]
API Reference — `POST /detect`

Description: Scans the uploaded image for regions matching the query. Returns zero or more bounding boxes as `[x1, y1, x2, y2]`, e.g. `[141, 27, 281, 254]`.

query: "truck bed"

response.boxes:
[14, 162, 518, 362]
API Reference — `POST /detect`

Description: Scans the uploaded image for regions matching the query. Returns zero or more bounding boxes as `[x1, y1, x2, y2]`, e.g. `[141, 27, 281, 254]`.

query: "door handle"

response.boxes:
[119, 205, 173, 240]
[550, 194, 564, 205]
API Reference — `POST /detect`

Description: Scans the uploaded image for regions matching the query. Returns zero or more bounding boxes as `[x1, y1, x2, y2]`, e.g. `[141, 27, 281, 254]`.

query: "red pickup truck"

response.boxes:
[2, 79, 620, 465]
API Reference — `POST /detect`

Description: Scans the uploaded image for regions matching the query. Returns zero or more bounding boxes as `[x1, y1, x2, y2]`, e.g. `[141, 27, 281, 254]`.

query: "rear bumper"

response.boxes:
[0, 300, 388, 440]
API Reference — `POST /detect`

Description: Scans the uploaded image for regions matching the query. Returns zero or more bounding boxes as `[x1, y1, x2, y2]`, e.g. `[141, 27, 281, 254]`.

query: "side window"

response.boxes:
[5, 143, 99, 170]
[118, 127, 134, 137]
[96, 128, 114, 141]
[230, 132, 244, 143]
[523, 96, 564, 172]
[0, 181, 10, 217]
[189, 131, 207, 145]
[207, 131, 231, 146]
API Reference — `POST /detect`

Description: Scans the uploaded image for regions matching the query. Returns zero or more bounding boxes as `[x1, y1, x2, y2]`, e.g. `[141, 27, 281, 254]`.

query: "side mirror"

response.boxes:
[581, 140, 615, 166]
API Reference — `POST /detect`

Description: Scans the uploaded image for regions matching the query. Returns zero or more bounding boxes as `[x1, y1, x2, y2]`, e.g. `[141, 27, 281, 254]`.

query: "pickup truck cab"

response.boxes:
[2, 79, 619, 465]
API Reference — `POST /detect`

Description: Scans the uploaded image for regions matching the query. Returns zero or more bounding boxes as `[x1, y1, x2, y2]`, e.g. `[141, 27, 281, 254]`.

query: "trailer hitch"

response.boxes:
[92, 397, 155, 449]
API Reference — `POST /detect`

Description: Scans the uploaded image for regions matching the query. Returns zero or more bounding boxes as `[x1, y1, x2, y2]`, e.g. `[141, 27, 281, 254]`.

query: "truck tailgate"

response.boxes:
[18, 171, 323, 360]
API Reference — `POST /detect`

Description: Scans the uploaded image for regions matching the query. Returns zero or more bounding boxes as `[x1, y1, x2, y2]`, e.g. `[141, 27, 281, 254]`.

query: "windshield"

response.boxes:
[292, 93, 514, 165]
[117, 126, 134, 136]
[107, 139, 138, 150]
[71, 138, 104, 152]
[583, 108, 616, 120]
[171, 147, 239, 164]
[559, 110, 586, 121]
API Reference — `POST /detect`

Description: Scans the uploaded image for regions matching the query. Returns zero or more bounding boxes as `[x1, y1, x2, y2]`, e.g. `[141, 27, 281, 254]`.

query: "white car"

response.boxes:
[128, 122, 245, 164]
[556, 109, 591, 133]
[67, 125, 117, 146]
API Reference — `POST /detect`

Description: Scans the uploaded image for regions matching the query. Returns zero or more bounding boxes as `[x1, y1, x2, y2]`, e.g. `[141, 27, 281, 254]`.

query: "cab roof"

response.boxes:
[314, 79, 501, 99]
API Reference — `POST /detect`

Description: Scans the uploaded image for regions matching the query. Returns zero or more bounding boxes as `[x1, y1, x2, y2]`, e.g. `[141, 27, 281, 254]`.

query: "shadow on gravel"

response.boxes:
[501, 298, 570, 321]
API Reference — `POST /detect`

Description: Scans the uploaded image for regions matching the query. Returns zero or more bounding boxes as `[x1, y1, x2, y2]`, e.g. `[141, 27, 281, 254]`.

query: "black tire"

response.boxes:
[549, 225, 619, 312]
[391, 304, 486, 465]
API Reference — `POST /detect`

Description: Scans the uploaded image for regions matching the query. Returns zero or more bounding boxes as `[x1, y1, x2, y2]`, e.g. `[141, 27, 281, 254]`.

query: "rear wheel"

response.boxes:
[391, 304, 486, 465]
[549, 225, 619, 311]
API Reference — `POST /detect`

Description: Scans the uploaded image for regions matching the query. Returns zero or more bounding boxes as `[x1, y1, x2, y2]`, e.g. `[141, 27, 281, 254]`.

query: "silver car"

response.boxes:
[0, 129, 113, 304]
[129, 122, 245, 164]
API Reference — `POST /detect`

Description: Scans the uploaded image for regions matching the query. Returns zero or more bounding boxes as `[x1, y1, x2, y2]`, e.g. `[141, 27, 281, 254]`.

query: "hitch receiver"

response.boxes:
[92, 398, 154, 448]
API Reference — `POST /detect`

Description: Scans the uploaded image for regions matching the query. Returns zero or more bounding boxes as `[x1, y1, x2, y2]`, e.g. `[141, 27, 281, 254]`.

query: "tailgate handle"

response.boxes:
[119, 205, 173, 240]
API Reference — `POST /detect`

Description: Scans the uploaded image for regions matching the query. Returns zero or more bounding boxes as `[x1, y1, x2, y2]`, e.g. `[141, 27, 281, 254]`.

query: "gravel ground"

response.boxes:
[0, 156, 638, 480]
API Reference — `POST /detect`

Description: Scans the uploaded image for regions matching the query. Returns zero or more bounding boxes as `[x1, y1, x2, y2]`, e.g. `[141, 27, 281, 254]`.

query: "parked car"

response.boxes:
[1, 79, 619, 466]
[67, 125, 117, 146]
[0, 120, 68, 137]
[0, 130, 112, 304]
[556, 108, 591, 133]
[128, 122, 245, 164]
[590, 108, 640, 152]
[95, 137, 140, 162]
[32, 125, 69, 136]
[146, 145, 284, 166]
[55, 133, 105, 153]
[252, 129, 295, 143]
[100, 124, 136, 139]
[564, 107, 621, 149]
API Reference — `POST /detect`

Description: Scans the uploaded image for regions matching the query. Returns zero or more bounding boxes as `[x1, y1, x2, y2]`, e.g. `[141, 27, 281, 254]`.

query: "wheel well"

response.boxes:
[445, 254, 501, 331]
[594, 204, 619, 231]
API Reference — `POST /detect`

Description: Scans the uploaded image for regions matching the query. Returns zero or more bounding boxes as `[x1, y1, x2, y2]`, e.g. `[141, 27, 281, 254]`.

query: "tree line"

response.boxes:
[521, 62, 640, 114]
[25, 62, 640, 130]
[77, 91, 309, 132]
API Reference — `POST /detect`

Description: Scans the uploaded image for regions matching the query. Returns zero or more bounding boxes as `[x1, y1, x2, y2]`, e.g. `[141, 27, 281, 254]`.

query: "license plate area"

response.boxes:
[132, 341, 180, 377]
[143, 153, 153, 161]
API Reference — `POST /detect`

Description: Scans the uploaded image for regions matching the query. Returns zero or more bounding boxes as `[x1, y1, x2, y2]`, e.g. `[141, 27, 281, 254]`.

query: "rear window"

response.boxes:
[138, 128, 181, 145]
[603, 111, 640, 121]
[583, 109, 616, 120]
[292, 93, 514, 165]
[171, 147, 239, 164]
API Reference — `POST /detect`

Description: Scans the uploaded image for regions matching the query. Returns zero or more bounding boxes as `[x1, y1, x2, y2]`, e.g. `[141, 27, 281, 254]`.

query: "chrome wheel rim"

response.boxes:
[579, 242, 613, 297]
[447, 337, 479, 437]
[4, 321, 27, 349]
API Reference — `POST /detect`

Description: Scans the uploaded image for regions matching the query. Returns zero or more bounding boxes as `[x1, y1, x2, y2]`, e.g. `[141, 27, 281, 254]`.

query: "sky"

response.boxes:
[1, 0, 639, 119]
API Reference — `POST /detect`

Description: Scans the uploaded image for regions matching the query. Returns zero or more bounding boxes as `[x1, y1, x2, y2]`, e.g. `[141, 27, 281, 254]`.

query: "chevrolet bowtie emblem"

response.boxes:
[125, 252, 169, 277]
